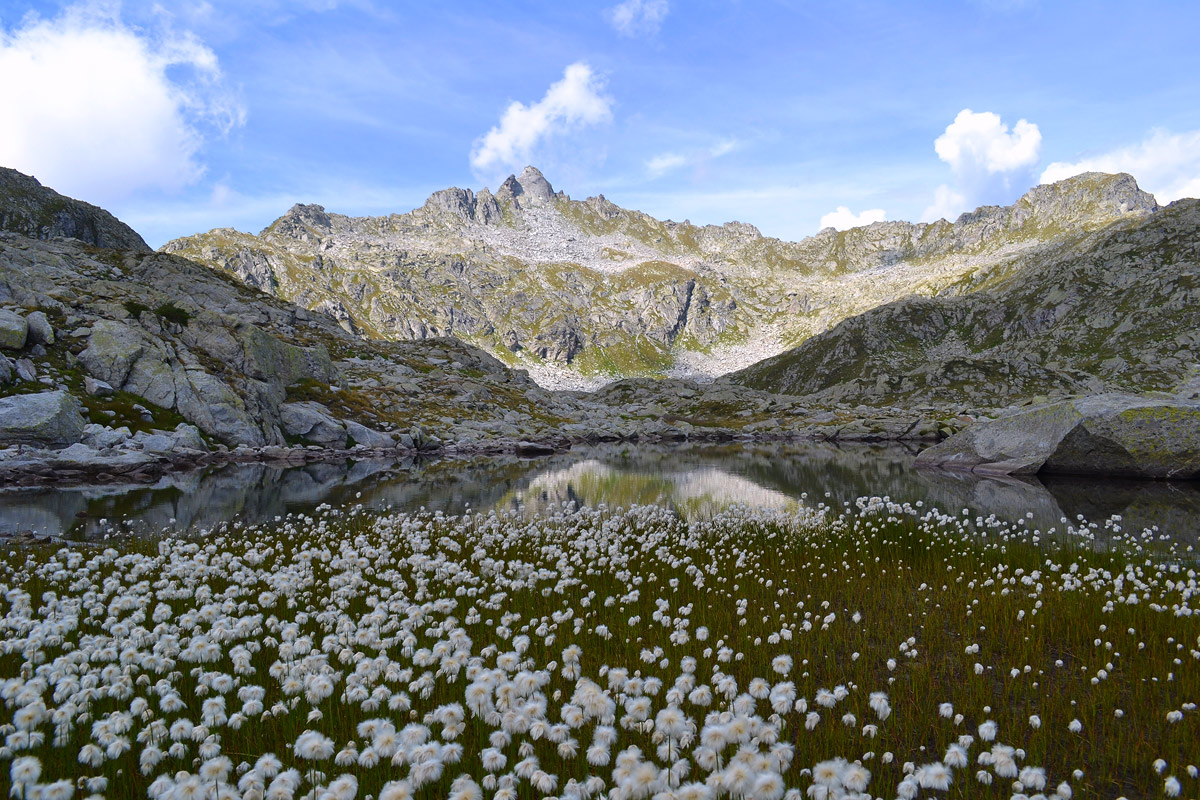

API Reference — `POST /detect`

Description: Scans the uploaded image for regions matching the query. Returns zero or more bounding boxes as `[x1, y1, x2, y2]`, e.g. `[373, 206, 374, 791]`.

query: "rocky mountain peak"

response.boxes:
[495, 165, 557, 209]
[716, 220, 763, 240]
[421, 187, 477, 220]
[265, 204, 333, 239]
[0, 167, 150, 252]
[1005, 172, 1158, 230]
[518, 166, 556, 203]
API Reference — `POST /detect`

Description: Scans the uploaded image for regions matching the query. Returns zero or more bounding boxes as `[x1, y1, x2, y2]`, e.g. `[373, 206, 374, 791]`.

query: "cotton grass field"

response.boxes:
[0, 496, 1197, 800]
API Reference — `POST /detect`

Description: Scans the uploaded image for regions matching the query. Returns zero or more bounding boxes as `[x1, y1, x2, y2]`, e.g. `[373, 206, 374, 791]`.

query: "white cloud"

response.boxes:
[470, 62, 612, 176]
[646, 153, 687, 177]
[1040, 128, 1200, 204]
[934, 109, 1042, 174]
[0, 4, 243, 207]
[709, 138, 738, 158]
[644, 138, 739, 178]
[922, 109, 1042, 221]
[606, 0, 669, 37]
[819, 206, 886, 231]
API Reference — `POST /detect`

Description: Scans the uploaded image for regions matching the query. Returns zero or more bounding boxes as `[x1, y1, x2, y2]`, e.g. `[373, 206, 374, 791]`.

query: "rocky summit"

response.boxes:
[163, 168, 1158, 390]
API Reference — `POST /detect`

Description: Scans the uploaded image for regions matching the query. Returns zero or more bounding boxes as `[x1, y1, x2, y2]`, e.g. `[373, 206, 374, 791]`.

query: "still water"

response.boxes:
[3, 441, 1199, 542]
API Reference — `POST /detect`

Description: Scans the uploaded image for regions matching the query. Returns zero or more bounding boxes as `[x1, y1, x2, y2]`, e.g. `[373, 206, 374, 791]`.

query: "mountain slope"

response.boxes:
[727, 197, 1200, 407]
[0, 167, 150, 252]
[163, 168, 1156, 388]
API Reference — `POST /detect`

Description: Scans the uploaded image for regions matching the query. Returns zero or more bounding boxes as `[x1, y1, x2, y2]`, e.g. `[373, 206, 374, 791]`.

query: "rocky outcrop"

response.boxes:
[0, 167, 150, 251]
[0, 170, 618, 458]
[0, 391, 85, 445]
[914, 393, 1200, 478]
[69, 312, 337, 446]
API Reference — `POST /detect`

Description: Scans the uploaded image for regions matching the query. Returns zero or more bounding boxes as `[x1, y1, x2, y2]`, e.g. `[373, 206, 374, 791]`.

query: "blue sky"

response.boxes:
[3, 1, 1199, 247]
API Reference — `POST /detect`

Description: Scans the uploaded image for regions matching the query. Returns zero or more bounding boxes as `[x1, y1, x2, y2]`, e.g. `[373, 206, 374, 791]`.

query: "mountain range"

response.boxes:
[1, 162, 1197, 469]
[164, 166, 1169, 393]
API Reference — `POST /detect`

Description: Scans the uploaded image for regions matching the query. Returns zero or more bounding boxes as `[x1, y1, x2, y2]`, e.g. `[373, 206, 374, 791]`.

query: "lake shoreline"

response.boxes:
[0, 424, 949, 490]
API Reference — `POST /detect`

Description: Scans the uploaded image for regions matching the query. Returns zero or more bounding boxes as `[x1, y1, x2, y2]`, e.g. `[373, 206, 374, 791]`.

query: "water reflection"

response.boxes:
[2, 442, 1198, 542]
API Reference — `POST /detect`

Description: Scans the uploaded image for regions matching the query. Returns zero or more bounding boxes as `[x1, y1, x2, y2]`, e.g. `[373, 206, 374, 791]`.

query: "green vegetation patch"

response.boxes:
[82, 388, 189, 435]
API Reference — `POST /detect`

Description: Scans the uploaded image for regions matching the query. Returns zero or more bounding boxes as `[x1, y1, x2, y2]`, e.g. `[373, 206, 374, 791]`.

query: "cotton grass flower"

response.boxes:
[0, 497, 1194, 799]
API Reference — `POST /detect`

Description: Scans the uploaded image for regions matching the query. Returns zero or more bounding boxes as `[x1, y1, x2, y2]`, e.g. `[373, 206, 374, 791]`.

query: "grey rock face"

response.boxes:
[0, 167, 151, 251]
[171, 423, 207, 452]
[0, 391, 86, 445]
[515, 166, 555, 205]
[174, 369, 264, 446]
[79, 320, 145, 387]
[72, 311, 335, 447]
[0, 310, 28, 351]
[344, 419, 393, 448]
[133, 431, 176, 454]
[82, 424, 131, 450]
[280, 401, 347, 448]
[914, 393, 1200, 478]
[493, 171, 556, 210]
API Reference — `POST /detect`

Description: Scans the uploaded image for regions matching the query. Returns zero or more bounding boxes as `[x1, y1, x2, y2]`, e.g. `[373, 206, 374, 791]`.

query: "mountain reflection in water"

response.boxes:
[2, 442, 1198, 543]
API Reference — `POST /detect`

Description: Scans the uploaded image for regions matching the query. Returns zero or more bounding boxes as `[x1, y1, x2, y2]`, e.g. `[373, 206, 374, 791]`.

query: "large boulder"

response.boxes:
[279, 401, 347, 448]
[0, 391, 86, 445]
[0, 310, 28, 351]
[344, 419, 393, 448]
[915, 393, 1200, 478]
[24, 311, 54, 345]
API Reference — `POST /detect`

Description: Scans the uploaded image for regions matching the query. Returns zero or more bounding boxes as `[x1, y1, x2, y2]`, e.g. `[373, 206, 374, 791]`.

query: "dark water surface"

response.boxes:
[3, 441, 1199, 542]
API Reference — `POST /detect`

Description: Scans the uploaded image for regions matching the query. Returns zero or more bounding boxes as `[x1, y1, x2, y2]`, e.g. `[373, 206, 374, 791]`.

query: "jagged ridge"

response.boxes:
[163, 168, 1157, 388]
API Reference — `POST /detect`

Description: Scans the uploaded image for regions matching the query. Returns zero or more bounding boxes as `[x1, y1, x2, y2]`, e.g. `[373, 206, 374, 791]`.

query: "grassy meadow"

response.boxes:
[0, 496, 1196, 799]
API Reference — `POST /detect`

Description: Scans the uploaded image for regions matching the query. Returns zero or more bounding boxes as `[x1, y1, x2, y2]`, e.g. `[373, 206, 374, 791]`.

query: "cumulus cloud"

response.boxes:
[645, 138, 738, 178]
[470, 63, 612, 176]
[606, 0, 669, 37]
[922, 109, 1042, 221]
[819, 206, 886, 231]
[1040, 128, 1200, 204]
[0, 4, 243, 207]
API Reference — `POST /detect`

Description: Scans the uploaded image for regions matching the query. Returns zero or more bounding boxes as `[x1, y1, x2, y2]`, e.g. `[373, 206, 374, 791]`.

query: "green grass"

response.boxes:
[154, 302, 191, 327]
[82, 388, 190, 435]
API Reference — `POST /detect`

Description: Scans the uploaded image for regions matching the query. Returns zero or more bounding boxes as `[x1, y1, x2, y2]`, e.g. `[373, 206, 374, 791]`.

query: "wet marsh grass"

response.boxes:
[0, 498, 1196, 799]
